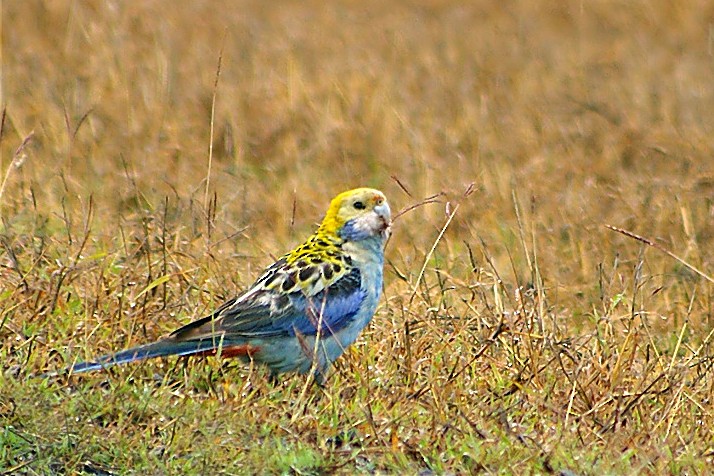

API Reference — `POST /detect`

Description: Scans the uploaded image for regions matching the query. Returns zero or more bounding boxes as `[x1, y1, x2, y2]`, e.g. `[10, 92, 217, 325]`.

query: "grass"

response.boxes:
[2, 0, 714, 473]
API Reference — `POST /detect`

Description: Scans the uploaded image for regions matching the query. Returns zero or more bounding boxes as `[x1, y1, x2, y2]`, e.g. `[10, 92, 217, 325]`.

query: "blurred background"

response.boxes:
[4, 1, 713, 286]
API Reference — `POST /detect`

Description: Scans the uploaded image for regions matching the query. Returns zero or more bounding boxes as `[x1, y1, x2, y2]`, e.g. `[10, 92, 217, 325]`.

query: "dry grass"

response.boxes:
[2, 0, 714, 474]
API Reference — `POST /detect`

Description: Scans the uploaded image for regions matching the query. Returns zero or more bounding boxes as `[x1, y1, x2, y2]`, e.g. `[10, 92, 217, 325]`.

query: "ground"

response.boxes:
[2, 0, 714, 474]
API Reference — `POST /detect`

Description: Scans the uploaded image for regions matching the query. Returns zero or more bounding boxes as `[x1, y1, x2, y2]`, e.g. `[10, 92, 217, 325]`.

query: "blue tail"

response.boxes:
[67, 338, 228, 374]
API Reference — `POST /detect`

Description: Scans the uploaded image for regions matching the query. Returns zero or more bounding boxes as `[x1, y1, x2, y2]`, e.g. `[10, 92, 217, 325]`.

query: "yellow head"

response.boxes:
[319, 188, 391, 241]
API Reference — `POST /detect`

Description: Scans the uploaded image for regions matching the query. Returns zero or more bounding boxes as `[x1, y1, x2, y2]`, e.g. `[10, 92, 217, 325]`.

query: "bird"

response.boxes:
[57, 188, 391, 384]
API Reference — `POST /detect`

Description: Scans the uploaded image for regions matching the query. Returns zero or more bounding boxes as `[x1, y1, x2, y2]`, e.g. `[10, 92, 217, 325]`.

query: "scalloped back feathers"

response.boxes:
[254, 188, 390, 296]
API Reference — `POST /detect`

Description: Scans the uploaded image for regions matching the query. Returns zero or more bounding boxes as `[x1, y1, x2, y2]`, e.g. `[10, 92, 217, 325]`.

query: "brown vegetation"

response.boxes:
[2, 1, 714, 473]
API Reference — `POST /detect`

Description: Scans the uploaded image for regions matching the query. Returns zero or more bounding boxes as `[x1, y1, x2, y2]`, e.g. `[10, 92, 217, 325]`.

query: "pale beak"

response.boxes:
[374, 201, 392, 238]
[374, 202, 391, 223]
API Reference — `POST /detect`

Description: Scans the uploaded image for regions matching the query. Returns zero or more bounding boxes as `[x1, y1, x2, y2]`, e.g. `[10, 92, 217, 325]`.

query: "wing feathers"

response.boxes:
[163, 266, 364, 343]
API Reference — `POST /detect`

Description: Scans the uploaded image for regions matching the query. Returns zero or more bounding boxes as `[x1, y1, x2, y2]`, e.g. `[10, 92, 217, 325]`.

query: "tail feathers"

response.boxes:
[67, 338, 249, 374]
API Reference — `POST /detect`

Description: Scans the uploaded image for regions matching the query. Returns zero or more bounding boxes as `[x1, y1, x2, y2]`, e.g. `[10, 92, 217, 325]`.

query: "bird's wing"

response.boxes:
[169, 262, 364, 342]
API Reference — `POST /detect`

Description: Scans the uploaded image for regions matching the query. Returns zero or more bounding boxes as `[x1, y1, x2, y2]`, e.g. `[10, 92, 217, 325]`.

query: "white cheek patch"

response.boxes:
[352, 213, 384, 236]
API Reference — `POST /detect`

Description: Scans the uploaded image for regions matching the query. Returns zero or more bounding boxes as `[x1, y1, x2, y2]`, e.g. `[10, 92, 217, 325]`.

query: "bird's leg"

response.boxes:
[312, 364, 331, 388]
[313, 373, 326, 389]
[267, 372, 281, 386]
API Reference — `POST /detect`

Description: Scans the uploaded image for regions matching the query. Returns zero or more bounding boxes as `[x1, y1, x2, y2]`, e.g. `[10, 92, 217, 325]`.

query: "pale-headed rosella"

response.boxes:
[58, 188, 391, 384]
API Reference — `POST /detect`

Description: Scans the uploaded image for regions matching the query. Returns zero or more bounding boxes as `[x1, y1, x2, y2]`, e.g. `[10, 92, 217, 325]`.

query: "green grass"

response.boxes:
[3, 0, 714, 473]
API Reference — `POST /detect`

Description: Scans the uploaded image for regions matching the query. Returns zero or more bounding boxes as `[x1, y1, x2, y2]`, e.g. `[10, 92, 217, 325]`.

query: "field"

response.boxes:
[2, 0, 714, 474]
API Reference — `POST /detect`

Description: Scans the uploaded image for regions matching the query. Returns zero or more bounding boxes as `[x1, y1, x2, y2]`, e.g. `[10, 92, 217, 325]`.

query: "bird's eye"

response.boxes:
[353, 201, 366, 210]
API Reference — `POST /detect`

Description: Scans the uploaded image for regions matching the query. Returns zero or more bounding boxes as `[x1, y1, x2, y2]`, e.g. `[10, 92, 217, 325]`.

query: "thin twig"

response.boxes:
[0, 131, 34, 212]
[605, 225, 714, 284]
[390, 175, 412, 197]
[204, 30, 228, 211]
[392, 193, 443, 221]
[409, 204, 459, 305]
